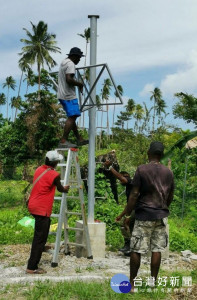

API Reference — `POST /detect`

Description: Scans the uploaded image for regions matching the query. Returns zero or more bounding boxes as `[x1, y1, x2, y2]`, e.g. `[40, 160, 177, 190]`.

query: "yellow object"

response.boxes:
[50, 223, 65, 232]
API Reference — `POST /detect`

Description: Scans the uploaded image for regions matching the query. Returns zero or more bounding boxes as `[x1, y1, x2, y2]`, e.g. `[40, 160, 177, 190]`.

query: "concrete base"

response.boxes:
[75, 221, 106, 258]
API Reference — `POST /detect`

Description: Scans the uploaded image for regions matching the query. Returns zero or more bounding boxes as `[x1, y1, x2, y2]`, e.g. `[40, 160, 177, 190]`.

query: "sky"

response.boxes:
[0, 0, 197, 131]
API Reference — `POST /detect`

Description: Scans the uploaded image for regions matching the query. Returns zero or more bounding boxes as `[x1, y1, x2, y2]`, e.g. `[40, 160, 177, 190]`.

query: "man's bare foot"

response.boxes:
[26, 268, 47, 274]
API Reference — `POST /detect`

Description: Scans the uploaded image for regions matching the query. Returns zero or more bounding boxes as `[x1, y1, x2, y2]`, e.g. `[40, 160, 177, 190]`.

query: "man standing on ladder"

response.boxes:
[57, 47, 89, 148]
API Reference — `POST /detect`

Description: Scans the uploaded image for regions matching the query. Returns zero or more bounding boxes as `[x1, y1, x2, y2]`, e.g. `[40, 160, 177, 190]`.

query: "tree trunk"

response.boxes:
[152, 99, 156, 134]
[15, 71, 23, 121]
[106, 105, 109, 139]
[6, 88, 9, 120]
[38, 64, 41, 100]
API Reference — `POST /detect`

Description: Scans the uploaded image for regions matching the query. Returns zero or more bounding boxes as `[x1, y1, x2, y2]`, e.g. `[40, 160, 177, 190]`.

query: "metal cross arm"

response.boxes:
[76, 64, 105, 111]
[76, 63, 123, 111]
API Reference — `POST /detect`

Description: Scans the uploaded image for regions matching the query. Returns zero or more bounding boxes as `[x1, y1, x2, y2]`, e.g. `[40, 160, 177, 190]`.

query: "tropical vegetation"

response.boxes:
[0, 21, 196, 255]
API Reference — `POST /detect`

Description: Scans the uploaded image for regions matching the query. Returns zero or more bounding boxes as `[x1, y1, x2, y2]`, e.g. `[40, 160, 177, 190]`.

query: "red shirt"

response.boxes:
[28, 165, 60, 217]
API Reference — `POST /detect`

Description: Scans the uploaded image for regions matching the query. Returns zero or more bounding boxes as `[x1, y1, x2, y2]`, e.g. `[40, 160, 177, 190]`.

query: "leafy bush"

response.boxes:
[0, 207, 33, 244]
[0, 180, 27, 208]
[169, 217, 197, 252]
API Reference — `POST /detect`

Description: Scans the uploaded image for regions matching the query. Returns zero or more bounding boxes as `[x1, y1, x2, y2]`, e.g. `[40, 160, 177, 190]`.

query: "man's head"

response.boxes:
[148, 141, 164, 161]
[45, 150, 63, 168]
[67, 47, 84, 65]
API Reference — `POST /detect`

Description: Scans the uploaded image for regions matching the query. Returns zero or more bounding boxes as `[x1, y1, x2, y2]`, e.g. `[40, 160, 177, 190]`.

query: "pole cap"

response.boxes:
[88, 15, 100, 18]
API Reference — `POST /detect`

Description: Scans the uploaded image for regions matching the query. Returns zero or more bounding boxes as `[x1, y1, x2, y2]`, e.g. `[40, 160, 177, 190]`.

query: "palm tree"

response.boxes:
[23, 69, 35, 94]
[112, 85, 123, 127]
[141, 102, 152, 134]
[115, 111, 131, 129]
[125, 98, 135, 129]
[15, 60, 31, 120]
[150, 87, 162, 133]
[133, 104, 144, 133]
[0, 93, 6, 114]
[19, 20, 61, 93]
[101, 78, 112, 137]
[78, 28, 90, 66]
[156, 98, 167, 125]
[11, 96, 21, 121]
[2, 76, 16, 120]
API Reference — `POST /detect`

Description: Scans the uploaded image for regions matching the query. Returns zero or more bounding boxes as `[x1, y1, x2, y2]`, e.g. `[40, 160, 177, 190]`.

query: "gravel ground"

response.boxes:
[0, 244, 196, 285]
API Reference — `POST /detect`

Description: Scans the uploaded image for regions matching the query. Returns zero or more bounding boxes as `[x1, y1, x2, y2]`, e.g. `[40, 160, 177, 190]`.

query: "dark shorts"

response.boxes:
[59, 99, 81, 117]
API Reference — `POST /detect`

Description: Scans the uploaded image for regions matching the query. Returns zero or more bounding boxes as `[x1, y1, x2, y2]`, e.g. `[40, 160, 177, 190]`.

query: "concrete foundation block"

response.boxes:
[75, 221, 106, 258]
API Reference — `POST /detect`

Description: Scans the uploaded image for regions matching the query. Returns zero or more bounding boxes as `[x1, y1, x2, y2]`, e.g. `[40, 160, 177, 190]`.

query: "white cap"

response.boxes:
[45, 150, 63, 162]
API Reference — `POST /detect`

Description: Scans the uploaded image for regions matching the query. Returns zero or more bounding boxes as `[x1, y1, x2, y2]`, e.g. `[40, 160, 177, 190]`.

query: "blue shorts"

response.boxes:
[59, 99, 81, 117]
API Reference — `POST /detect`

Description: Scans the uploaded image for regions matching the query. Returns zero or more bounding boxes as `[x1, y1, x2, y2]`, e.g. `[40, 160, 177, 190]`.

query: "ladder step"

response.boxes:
[70, 185, 81, 189]
[66, 227, 84, 231]
[67, 242, 85, 247]
[66, 211, 82, 216]
[54, 196, 62, 200]
[51, 149, 92, 265]
[55, 148, 69, 151]
[49, 232, 56, 236]
[58, 163, 67, 167]
[60, 180, 79, 184]
[67, 196, 80, 200]
[51, 213, 60, 218]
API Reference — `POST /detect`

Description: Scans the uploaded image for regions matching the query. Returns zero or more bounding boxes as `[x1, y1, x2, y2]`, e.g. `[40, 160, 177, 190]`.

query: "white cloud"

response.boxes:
[0, 49, 21, 80]
[1, 0, 197, 82]
[139, 50, 197, 103]
[160, 50, 197, 96]
[139, 83, 155, 97]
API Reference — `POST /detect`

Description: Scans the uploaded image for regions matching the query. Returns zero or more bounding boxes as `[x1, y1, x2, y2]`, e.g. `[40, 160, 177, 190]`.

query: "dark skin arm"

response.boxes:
[66, 74, 83, 93]
[115, 205, 127, 222]
[53, 175, 70, 193]
[166, 183, 174, 207]
[116, 186, 139, 225]
[103, 160, 129, 220]
[104, 160, 128, 184]
[124, 186, 139, 216]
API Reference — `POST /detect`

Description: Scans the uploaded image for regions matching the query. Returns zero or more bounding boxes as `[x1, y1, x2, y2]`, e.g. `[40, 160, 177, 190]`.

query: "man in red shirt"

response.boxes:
[26, 150, 70, 274]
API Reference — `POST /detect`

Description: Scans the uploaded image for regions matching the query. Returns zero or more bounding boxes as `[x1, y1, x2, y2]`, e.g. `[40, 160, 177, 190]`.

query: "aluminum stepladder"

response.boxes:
[51, 147, 93, 267]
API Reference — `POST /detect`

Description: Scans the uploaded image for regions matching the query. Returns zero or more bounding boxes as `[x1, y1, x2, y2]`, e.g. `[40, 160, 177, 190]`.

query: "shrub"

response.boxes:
[169, 217, 197, 252]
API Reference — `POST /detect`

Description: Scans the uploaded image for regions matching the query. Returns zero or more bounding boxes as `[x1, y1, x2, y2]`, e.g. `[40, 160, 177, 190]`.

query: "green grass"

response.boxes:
[169, 217, 197, 252]
[0, 206, 33, 244]
[0, 180, 196, 252]
[0, 204, 197, 253]
[0, 275, 195, 300]
[0, 180, 27, 208]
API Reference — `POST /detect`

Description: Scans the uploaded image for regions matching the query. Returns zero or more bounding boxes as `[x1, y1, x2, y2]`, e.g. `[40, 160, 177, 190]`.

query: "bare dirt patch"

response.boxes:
[0, 244, 196, 298]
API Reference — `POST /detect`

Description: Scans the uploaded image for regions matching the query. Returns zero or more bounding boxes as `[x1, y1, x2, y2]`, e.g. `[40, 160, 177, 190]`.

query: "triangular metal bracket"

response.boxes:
[49, 63, 123, 112]
[76, 63, 123, 112]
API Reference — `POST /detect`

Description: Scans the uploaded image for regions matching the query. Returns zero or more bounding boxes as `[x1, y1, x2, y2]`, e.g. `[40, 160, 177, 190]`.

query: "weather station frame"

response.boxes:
[50, 15, 123, 223]
[76, 63, 123, 112]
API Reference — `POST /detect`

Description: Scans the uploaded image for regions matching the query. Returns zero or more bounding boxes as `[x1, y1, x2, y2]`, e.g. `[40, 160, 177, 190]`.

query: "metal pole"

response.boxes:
[181, 155, 188, 220]
[87, 15, 99, 223]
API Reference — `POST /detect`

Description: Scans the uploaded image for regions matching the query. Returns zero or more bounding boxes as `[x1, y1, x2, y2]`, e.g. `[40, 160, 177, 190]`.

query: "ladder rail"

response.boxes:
[73, 152, 92, 258]
[51, 149, 72, 265]
[51, 148, 93, 267]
